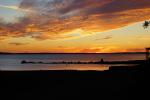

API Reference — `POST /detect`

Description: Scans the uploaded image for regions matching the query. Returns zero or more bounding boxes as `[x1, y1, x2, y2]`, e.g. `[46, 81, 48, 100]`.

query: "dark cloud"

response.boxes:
[9, 42, 29, 46]
[86, 0, 150, 15]
[19, 0, 150, 19]
[31, 0, 150, 17]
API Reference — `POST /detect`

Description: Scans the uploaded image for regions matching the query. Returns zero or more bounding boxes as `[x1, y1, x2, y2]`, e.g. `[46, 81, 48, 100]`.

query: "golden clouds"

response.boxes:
[0, 0, 150, 40]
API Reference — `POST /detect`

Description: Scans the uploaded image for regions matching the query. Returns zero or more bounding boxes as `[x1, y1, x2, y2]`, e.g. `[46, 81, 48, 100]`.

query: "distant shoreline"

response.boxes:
[0, 52, 146, 55]
[21, 60, 145, 65]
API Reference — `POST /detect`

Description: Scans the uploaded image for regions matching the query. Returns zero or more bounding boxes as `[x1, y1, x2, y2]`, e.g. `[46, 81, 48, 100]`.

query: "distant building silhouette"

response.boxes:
[146, 48, 150, 60]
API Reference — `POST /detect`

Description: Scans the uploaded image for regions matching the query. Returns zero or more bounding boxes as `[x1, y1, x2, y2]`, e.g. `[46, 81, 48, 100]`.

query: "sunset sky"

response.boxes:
[0, 0, 150, 53]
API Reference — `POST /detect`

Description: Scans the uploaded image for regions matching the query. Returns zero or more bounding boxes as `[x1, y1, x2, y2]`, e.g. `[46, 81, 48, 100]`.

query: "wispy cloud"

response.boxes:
[102, 36, 112, 40]
[9, 42, 29, 46]
[95, 35, 113, 41]
[0, 4, 31, 12]
[126, 48, 145, 52]
[79, 46, 118, 53]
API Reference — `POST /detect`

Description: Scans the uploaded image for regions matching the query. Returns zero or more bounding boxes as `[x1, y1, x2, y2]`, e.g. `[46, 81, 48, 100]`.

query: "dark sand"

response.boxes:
[1, 61, 150, 99]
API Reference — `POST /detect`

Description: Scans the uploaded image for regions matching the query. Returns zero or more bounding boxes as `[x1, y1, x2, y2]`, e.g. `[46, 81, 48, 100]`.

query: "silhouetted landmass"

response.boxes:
[1, 60, 150, 99]
[21, 59, 145, 64]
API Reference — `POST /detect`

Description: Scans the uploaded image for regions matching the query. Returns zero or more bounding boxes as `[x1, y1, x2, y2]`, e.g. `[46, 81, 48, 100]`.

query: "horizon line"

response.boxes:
[0, 52, 146, 54]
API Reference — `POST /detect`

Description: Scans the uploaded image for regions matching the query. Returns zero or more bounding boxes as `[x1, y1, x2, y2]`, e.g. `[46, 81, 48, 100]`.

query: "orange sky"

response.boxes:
[0, 0, 150, 53]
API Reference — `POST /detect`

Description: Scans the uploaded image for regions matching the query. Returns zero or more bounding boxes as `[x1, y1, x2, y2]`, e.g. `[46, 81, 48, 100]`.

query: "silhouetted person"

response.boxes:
[101, 59, 104, 63]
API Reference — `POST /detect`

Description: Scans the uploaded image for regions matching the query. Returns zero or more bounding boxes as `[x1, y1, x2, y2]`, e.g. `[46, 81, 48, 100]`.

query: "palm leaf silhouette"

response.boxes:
[143, 21, 150, 29]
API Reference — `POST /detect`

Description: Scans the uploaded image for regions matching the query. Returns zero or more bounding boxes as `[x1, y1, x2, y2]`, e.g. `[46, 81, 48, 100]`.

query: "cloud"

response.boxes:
[9, 42, 29, 46]
[80, 47, 105, 53]
[0, 5, 31, 12]
[0, 36, 6, 41]
[126, 48, 145, 52]
[86, 0, 150, 15]
[102, 36, 112, 40]
[95, 35, 113, 40]
[79, 46, 118, 53]
[0, 0, 150, 40]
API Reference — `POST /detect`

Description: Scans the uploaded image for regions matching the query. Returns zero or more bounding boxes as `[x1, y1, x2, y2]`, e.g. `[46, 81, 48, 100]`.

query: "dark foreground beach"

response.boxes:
[1, 61, 150, 99]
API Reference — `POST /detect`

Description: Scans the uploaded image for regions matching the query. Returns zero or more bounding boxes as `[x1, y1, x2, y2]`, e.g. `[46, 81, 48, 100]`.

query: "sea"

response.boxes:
[0, 53, 145, 71]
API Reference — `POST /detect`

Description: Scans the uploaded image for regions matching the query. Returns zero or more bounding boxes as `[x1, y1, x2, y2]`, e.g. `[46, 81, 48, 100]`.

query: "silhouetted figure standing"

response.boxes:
[101, 59, 104, 63]
[146, 48, 150, 60]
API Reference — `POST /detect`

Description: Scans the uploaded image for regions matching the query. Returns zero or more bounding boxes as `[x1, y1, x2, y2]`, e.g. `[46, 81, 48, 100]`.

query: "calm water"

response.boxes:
[0, 53, 145, 71]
